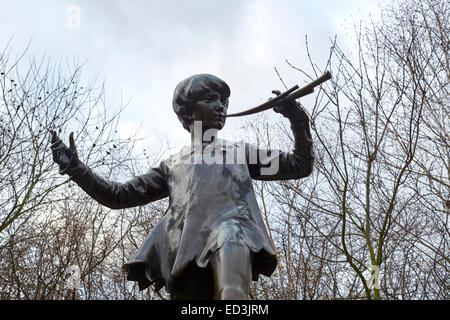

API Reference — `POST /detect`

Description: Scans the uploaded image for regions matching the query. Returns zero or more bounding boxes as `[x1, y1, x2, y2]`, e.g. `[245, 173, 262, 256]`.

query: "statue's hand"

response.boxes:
[271, 90, 309, 123]
[50, 131, 79, 174]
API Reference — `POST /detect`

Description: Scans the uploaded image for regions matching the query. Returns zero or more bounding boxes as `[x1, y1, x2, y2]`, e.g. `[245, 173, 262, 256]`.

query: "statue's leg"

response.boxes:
[169, 262, 215, 300]
[210, 242, 252, 300]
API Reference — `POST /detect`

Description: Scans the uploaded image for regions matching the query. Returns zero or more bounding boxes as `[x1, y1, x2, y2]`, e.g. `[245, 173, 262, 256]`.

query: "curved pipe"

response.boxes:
[226, 71, 332, 118]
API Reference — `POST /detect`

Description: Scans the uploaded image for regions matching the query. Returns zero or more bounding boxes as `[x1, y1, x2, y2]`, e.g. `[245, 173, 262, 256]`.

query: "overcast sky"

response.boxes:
[0, 0, 388, 153]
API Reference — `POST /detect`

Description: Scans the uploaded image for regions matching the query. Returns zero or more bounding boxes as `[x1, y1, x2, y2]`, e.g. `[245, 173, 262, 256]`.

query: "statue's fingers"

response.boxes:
[272, 90, 281, 96]
[69, 132, 76, 151]
[52, 146, 61, 162]
[51, 130, 59, 144]
[50, 138, 63, 149]
[51, 145, 66, 151]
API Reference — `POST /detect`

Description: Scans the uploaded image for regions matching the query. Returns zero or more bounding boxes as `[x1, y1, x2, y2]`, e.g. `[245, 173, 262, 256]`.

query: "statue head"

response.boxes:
[173, 74, 231, 132]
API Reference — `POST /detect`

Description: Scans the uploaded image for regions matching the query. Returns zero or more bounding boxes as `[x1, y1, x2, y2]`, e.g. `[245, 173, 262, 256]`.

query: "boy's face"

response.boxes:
[191, 89, 229, 131]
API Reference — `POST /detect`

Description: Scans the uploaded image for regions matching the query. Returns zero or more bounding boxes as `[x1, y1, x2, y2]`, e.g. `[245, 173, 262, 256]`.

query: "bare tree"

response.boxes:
[2, 0, 447, 300]
[0, 41, 164, 299]
[249, 0, 448, 300]
[0, 40, 128, 238]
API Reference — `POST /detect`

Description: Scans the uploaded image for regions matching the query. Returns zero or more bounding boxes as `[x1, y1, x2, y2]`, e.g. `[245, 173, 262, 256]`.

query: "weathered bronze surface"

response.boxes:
[51, 74, 314, 299]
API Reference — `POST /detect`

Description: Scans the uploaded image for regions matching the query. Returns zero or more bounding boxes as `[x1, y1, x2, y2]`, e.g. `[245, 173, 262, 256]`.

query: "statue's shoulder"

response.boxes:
[161, 145, 193, 169]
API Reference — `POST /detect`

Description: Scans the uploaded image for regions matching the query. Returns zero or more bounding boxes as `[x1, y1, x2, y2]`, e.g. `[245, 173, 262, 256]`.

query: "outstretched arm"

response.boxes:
[50, 131, 169, 209]
[247, 92, 314, 181]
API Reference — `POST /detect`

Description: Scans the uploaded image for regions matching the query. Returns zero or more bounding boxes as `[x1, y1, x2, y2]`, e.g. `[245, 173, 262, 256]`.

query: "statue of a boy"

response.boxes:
[51, 74, 314, 299]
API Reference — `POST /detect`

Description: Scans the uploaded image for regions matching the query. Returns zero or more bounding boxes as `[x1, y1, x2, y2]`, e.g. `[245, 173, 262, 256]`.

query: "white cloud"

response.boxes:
[0, 0, 388, 154]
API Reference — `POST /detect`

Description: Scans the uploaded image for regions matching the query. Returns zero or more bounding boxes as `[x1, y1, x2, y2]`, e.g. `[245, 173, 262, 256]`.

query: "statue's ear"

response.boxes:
[183, 102, 194, 120]
[176, 110, 193, 132]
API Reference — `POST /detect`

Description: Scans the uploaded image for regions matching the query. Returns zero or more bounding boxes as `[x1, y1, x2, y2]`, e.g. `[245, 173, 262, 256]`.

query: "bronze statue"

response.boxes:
[50, 74, 316, 300]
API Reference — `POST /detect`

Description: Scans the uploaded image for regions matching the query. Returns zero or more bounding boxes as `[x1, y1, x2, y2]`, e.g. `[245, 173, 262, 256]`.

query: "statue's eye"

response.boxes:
[203, 94, 218, 101]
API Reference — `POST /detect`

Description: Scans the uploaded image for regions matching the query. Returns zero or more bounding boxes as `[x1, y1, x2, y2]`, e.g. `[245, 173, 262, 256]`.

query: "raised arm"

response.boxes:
[50, 131, 169, 209]
[247, 92, 314, 181]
